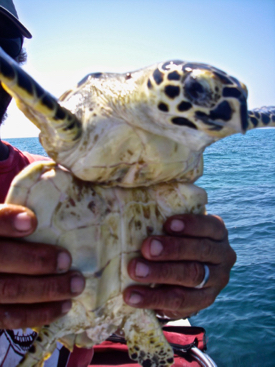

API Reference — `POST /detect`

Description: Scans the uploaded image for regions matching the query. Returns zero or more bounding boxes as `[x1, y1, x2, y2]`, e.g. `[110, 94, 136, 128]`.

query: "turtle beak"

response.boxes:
[239, 83, 249, 131]
[194, 84, 248, 134]
[0, 48, 82, 158]
[239, 96, 248, 132]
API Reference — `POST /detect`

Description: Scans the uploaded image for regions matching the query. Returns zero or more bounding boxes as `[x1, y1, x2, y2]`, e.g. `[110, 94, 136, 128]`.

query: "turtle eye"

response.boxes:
[185, 77, 205, 99]
[184, 71, 217, 107]
[184, 75, 208, 105]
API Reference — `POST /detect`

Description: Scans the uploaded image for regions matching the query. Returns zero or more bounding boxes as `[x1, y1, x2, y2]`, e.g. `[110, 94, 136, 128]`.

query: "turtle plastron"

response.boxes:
[6, 161, 206, 367]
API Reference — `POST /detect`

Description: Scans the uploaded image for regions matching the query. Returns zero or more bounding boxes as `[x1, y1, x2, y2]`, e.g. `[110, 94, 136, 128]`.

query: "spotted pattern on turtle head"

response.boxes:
[146, 60, 249, 136]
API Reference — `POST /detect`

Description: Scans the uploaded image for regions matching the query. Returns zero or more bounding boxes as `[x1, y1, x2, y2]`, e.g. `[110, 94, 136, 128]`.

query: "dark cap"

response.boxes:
[0, 0, 32, 38]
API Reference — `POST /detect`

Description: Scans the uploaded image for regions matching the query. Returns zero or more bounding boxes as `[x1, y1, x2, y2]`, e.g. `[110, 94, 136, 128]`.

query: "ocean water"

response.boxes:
[5, 129, 275, 367]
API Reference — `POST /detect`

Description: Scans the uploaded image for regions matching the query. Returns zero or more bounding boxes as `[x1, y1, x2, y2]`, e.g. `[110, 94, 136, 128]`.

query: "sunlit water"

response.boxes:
[5, 129, 275, 366]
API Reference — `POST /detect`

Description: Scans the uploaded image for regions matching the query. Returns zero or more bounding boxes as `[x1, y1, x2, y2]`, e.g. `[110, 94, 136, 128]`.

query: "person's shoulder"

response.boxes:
[22, 151, 51, 163]
[2, 141, 51, 169]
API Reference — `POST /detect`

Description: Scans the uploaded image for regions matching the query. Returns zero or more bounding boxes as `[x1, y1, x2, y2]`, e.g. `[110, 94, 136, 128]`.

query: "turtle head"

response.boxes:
[145, 60, 249, 139]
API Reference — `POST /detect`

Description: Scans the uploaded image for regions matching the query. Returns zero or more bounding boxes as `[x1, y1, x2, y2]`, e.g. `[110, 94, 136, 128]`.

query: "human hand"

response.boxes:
[124, 214, 236, 319]
[0, 204, 85, 329]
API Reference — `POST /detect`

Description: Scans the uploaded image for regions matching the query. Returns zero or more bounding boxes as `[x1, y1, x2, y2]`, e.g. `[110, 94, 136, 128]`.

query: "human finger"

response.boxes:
[163, 214, 228, 240]
[0, 271, 85, 304]
[0, 204, 37, 237]
[0, 239, 72, 275]
[123, 285, 216, 318]
[0, 301, 72, 329]
[127, 258, 229, 288]
[128, 258, 210, 286]
[139, 235, 233, 264]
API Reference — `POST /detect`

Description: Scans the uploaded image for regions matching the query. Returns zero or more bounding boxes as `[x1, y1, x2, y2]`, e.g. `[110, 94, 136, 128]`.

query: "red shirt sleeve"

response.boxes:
[0, 141, 49, 203]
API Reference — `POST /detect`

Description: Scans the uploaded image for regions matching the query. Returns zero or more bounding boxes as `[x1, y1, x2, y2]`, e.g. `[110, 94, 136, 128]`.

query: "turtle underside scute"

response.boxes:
[5, 161, 207, 367]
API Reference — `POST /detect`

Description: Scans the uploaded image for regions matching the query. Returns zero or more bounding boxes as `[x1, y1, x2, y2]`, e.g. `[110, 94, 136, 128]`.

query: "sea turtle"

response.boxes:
[0, 48, 274, 367]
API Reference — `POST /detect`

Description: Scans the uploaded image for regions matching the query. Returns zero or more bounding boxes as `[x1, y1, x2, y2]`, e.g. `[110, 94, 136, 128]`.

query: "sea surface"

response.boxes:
[5, 129, 275, 367]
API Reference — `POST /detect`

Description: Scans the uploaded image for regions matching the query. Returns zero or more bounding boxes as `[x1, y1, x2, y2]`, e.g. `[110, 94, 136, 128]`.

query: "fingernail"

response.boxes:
[62, 300, 72, 314]
[57, 252, 71, 273]
[170, 219, 185, 232]
[71, 275, 85, 294]
[128, 292, 143, 305]
[14, 212, 32, 232]
[150, 239, 163, 257]
[135, 262, 149, 278]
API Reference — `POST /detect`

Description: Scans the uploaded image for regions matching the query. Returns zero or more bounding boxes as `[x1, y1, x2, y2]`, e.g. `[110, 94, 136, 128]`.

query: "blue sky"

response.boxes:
[1, 0, 275, 138]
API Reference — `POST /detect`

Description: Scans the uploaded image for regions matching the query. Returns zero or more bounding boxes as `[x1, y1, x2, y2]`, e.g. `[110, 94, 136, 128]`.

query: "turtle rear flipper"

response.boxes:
[18, 302, 92, 367]
[18, 325, 57, 367]
[124, 309, 174, 367]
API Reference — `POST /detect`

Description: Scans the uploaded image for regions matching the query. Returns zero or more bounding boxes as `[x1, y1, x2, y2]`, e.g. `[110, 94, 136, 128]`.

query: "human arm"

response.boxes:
[0, 204, 85, 329]
[124, 214, 236, 319]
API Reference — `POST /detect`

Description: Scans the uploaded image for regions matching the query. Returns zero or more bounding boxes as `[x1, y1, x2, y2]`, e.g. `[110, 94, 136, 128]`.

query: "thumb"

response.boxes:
[0, 204, 37, 237]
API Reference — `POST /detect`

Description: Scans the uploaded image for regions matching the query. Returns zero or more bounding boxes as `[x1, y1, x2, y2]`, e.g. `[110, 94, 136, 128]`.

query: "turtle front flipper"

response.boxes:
[124, 309, 174, 367]
[247, 106, 275, 130]
[0, 48, 82, 159]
